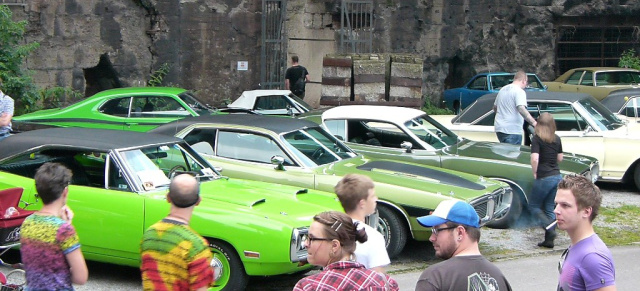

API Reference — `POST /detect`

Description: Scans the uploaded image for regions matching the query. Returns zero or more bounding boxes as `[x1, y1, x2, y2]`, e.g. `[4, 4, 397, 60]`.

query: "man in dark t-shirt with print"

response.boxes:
[415, 200, 512, 291]
[285, 55, 310, 98]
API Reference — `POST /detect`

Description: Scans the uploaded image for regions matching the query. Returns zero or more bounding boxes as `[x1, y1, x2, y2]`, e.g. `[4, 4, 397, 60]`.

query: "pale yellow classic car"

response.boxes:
[543, 67, 640, 100]
[433, 92, 640, 190]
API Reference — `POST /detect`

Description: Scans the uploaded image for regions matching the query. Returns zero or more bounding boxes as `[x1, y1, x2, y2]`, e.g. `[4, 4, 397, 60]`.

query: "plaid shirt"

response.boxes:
[0, 90, 14, 134]
[293, 261, 399, 291]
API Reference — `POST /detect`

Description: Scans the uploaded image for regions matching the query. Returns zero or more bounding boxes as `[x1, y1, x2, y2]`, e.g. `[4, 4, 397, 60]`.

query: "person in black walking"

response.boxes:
[285, 55, 310, 98]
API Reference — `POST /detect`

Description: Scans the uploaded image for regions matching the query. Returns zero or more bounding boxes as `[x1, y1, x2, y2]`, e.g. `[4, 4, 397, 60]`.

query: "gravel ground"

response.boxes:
[479, 181, 640, 261]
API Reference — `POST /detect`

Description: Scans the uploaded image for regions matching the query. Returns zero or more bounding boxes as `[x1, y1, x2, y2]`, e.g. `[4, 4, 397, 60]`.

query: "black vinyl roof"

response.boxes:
[454, 91, 593, 123]
[151, 114, 318, 136]
[0, 128, 183, 158]
[600, 88, 640, 113]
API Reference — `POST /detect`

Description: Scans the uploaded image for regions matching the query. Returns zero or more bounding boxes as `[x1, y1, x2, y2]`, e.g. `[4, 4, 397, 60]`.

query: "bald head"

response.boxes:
[168, 174, 200, 208]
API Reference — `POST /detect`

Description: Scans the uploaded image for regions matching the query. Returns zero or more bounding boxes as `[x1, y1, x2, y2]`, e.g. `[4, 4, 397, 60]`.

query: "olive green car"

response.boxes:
[0, 128, 344, 290]
[543, 67, 640, 100]
[150, 114, 513, 258]
[299, 105, 599, 228]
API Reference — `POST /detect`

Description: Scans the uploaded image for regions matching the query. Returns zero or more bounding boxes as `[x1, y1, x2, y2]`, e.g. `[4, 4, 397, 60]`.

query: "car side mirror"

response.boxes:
[400, 141, 413, 153]
[271, 155, 286, 171]
[543, 84, 548, 90]
[213, 166, 222, 173]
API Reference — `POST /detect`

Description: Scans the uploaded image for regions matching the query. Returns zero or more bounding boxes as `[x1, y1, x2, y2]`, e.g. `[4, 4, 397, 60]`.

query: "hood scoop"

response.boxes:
[357, 161, 484, 190]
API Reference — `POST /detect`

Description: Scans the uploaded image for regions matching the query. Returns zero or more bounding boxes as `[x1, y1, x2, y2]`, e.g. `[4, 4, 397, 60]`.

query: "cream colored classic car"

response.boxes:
[601, 88, 640, 123]
[433, 91, 640, 190]
[543, 67, 640, 100]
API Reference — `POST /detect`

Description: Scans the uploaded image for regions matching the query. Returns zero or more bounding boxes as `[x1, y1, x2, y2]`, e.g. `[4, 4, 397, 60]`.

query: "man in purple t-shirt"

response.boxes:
[554, 175, 616, 291]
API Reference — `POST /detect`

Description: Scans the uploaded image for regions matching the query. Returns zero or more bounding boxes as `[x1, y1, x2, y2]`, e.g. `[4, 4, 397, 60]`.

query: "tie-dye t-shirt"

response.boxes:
[140, 218, 214, 291]
[19, 213, 81, 291]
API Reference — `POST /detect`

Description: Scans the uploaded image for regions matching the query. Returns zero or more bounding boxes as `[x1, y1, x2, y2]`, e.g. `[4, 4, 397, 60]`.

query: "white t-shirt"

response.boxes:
[353, 219, 390, 269]
[494, 83, 527, 134]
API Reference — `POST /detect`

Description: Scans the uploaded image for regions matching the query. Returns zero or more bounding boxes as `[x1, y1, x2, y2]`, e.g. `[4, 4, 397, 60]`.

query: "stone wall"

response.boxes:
[8, 0, 640, 107]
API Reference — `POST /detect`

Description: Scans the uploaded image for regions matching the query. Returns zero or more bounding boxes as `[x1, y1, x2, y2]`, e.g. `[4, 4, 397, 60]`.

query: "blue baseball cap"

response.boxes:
[417, 200, 480, 228]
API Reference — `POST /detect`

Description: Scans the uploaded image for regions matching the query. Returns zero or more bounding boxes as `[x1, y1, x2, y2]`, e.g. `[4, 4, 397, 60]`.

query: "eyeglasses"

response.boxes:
[558, 248, 569, 274]
[431, 226, 457, 236]
[302, 235, 332, 246]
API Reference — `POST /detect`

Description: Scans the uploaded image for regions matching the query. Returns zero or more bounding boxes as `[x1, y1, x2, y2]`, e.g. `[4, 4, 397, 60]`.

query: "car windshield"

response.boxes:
[288, 93, 313, 112]
[281, 127, 357, 167]
[119, 143, 219, 190]
[404, 115, 459, 149]
[576, 99, 625, 131]
[178, 91, 214, 115]
[489, 74, 544, 90]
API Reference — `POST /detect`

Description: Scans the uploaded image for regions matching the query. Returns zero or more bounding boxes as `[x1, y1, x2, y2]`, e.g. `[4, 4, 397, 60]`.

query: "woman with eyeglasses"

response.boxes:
[529, 112, 563, 248]
[293, 211, 398, 291]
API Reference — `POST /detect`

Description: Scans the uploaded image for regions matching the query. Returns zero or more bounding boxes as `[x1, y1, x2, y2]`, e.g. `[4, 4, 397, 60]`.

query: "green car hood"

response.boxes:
[326, 155, 506, 201]
[443, 139, 596, 174]
[197, 177, 341, 225]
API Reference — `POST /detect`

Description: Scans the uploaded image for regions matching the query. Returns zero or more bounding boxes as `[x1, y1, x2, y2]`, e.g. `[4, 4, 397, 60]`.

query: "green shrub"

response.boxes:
[619, 49, 640, 70]
[422, 99, 453, 115]
[148, 63, 171, 87]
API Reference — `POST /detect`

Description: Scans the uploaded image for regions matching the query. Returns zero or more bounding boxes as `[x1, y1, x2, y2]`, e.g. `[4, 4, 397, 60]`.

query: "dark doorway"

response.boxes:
[83, 54, 122, 97]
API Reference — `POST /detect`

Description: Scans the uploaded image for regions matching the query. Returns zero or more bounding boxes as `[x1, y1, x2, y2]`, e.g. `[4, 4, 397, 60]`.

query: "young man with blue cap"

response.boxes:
[414, 199, 512, 291]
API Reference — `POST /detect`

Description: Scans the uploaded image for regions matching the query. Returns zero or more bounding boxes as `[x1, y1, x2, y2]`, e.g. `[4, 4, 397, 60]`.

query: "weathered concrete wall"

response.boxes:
[10, 0, 640, 107]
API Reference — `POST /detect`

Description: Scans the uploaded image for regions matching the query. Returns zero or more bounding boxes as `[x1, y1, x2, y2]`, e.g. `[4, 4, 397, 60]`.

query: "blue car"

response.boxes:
[443, 72, 547, 112]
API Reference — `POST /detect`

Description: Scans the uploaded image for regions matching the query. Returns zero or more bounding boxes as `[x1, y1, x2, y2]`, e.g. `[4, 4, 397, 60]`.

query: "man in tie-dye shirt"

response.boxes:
[140, 174, 214, 291]
[20, 163, 89, 290]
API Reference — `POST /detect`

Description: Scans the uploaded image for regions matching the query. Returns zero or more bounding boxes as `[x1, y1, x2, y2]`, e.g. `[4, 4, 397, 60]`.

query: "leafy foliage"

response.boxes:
[619, 49, 640, 70]
[147, 63, 171, 87]
[0, 5, 40, 115]
[422, 98, 453, 115]
[37, 87, 85, 109]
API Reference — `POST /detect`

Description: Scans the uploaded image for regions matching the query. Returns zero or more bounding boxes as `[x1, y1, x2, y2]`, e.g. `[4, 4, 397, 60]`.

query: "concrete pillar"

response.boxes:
[320, 55, 352, 106]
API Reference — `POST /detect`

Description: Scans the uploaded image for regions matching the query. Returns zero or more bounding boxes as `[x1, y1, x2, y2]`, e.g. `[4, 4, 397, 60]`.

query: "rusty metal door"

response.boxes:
[340, 0, 373, 53]
[260, 0, 287, 89]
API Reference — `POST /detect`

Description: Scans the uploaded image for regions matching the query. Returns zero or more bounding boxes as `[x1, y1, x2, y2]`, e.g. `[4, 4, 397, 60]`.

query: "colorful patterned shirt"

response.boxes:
[20, 213, 81, 291]
[140, 218, 214, 291]
[293, 261, 399, 291]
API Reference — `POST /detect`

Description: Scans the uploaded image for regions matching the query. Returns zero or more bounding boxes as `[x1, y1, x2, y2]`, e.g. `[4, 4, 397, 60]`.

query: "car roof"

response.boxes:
[566, 67, 640, 72]
[601, 88, 640, 112]
[228, 90, 293, 109]
[151, 114, 319, 135]
[91, 86, 189, 97]
[322, 105, 424, 123]
[453, 91, 593, 123]
[0, 128, 183, 158]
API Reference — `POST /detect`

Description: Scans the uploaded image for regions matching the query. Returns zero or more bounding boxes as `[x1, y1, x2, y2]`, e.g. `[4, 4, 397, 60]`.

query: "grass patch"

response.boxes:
[595, 205, 640, 246]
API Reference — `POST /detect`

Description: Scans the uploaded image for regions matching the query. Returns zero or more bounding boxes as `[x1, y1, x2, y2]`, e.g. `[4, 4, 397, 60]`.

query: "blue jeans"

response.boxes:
[528, 174, 562, 228]
[496, 132, 522, 145]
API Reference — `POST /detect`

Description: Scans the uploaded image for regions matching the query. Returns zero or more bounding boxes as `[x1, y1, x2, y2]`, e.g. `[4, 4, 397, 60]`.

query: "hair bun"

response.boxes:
[353, 221, 368, 243]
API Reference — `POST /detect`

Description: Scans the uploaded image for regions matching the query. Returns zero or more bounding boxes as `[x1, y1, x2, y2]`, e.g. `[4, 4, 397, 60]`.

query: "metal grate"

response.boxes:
[0, 0, 26, 5]
[260, 0, 288, 89]
[556, 26, 640, 75]
[340, 0, 373, 53]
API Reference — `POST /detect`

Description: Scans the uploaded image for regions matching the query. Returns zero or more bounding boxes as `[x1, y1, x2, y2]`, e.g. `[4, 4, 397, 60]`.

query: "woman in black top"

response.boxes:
[529, 112, 563, 248]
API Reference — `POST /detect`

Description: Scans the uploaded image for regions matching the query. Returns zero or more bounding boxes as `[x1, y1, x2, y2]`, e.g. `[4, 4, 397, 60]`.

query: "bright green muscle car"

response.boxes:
[0, 128, 343, 290]
[298, 105, 599, 228]
[12, 87, 242, 132]
[150, 114, 513, 258]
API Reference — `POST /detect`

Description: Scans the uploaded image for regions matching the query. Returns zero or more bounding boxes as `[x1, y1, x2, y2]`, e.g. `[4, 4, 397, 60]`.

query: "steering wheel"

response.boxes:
[169, 165, 187, 178]
[311, 148, 325, 160]
[424, 133, 435, 145]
